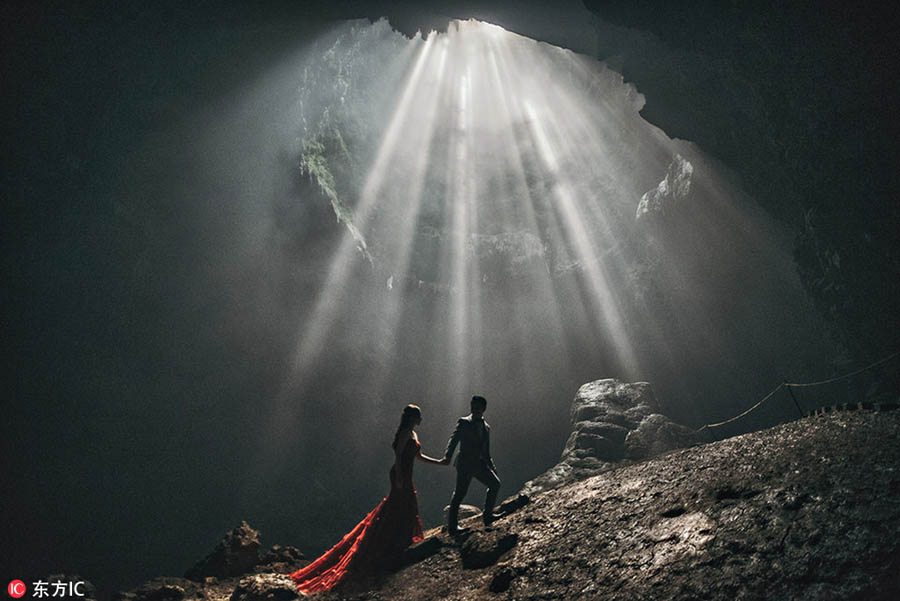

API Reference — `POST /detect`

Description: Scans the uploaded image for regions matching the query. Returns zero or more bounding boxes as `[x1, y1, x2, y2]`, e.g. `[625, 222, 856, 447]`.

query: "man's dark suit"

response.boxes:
[444, 414, 501, 529]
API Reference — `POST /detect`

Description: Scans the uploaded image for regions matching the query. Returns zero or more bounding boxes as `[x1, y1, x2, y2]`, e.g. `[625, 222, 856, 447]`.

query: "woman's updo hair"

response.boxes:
[393, 404, 422, 449]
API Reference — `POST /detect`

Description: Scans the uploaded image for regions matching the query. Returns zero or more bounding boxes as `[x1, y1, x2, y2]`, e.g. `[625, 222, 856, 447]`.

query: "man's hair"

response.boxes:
[471, 395, 487, 409]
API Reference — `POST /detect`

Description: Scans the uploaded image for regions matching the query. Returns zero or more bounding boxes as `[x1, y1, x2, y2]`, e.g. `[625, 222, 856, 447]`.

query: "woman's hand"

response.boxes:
[417, 451, 448, 465]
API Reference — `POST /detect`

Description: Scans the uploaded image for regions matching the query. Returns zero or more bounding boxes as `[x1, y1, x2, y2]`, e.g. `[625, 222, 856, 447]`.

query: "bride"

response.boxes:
[290, 404, 446, 593]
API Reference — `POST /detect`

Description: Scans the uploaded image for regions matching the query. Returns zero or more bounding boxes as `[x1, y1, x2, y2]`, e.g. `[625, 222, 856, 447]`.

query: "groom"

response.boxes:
[441, 395, 502, 535]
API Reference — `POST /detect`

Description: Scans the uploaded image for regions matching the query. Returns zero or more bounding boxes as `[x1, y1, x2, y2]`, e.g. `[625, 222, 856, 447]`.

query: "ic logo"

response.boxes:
[7, 581, 27, 599]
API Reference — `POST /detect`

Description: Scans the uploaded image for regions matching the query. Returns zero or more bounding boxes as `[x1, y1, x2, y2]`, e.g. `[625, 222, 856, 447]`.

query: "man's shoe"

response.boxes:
[448, 526, 470, 537]
[482, 512, 504, 526]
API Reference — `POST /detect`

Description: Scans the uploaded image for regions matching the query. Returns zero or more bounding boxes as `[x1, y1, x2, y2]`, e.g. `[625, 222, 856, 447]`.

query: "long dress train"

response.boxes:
[289, 438, 425, 594]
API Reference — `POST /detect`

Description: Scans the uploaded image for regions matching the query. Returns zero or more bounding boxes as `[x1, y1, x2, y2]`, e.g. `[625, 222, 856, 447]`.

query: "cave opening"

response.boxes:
[254, 17, 839, 551]
[8, 4, 895, 595]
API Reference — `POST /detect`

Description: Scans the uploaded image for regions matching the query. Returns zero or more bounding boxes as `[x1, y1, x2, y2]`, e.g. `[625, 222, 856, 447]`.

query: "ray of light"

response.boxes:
[521, 99, 641, 374]
[283, 34, 438, 386]
[260, 34, 442, 454]
[479, 34, 578, 388]
[367, 41, 451, 400]
[275, 17, 813, 435]
[448, 63, 475, 392]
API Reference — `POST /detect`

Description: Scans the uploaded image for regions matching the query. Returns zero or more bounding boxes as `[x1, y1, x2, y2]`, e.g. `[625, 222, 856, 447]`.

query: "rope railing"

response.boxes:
[694, 350, 900, 435]
[695, 383, 786, 432]
[782, 351, 900, 387]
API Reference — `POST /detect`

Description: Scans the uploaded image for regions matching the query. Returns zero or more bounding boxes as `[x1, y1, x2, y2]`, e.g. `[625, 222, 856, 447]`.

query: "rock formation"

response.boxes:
[337, 410, 900, 600]
[114, 532, 308, 601]
[635, 154, 694, 221]
[521, 378, 699, 495]
[115, 409, 899, 600]
[184, 521, 263, 580]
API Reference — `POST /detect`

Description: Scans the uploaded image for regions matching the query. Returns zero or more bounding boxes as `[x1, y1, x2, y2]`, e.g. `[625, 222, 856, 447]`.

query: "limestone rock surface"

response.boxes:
[329, 411, 900, 600]
[635, 154, 694, 220]
[115, 411, 900, 601]
[521, 378, 699, 495]
[254, 545, 306, 575]
[229, 575, 299, 601]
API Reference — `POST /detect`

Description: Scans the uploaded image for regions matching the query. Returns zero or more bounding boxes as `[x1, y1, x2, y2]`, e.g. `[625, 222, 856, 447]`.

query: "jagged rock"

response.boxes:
[254, 545, 307, 574]
[522, 379, 699, 495]
[114, 412, 900, 601]
[114, 578, 197, 601]
[459, 528, 518, 569]
[114, 575, 242, 601]
[347, 411, 900, 601]
[185, 521, 261, 580]
[229, 574, 299, 601]
[137, 585, 185, 601]
[635, 153, 694, 220]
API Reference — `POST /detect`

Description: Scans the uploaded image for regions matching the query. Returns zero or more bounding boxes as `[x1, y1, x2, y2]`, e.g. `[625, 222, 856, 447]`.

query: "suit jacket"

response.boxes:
[444, 414, 494, 473]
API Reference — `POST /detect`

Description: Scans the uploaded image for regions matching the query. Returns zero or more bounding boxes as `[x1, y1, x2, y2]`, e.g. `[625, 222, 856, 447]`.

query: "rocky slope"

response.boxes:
[116, 409, 899, 601]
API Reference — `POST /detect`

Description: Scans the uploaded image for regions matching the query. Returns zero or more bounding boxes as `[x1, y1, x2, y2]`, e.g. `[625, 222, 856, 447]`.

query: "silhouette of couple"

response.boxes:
[290, 396, 501, 594]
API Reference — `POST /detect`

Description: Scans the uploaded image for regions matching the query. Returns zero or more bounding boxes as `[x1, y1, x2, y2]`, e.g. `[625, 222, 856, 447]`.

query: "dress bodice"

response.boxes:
[391, 437, 419, 490]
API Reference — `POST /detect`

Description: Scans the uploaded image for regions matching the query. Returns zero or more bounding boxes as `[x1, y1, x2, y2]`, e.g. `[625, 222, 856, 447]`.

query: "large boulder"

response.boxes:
[521, 379, 699, 495]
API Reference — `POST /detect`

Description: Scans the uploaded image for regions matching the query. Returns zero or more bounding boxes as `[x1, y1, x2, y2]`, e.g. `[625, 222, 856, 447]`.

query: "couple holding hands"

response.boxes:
[291, 395, 502, 594]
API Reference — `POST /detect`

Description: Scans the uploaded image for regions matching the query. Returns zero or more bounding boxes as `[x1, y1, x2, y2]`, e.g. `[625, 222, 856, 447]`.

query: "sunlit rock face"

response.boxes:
[281, 17, 835, 415]
[635, 154, 693, 221]
[295, 19, 658, 288]
[521, 379, 698, 495]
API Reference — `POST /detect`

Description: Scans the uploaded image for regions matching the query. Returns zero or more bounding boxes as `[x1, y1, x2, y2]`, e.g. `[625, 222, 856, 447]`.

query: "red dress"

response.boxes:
[290, 438, 425, 594]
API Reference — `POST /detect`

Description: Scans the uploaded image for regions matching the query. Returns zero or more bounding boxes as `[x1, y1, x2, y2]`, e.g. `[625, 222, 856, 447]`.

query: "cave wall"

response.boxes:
[580, 1, 900, 368]
[362, 0, 900, 372]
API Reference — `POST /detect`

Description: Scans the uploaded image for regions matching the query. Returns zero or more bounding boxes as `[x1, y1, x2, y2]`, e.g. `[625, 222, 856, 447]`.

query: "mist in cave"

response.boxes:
[4, 7, 863, 598]
[240, 17, 837, 561]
